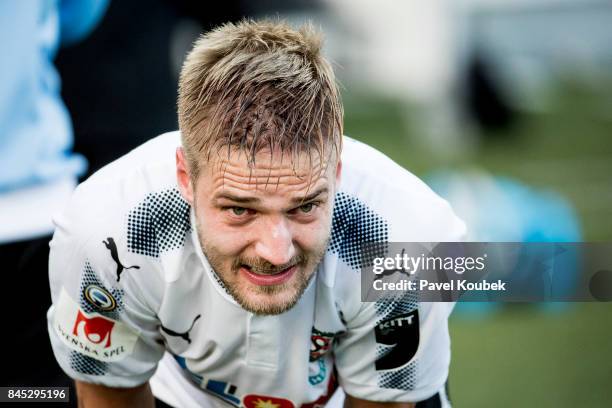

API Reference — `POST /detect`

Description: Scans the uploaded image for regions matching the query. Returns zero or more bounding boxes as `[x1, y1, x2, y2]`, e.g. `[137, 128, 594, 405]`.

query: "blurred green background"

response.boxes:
[345, 85, 612, 407]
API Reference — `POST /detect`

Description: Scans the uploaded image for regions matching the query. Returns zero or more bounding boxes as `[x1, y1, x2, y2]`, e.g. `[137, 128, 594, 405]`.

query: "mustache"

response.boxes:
[233, 253, 307, 275]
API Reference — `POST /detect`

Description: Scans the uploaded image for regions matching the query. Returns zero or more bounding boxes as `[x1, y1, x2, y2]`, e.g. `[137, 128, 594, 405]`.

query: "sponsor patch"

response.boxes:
[374, 310, 419, 370]
[54, 288, 139, 362]
[243, 395, 295, 408]
[309, 328, 336, 362]
[84, 285, 117, 312]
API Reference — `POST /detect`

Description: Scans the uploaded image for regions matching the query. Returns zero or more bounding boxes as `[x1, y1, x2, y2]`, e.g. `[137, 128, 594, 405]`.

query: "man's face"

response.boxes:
[177, 147, 341, 315]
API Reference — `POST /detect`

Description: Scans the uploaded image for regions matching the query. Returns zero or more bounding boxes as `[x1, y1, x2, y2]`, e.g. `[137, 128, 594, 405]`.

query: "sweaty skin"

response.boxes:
[177, 147, 341, 315]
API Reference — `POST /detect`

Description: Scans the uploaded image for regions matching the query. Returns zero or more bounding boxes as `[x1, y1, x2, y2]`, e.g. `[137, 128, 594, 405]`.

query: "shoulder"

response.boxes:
[50, 131, 191, 287]
[55, 131, 182, 237]
[337, 136, 466, 246]
[324, 137, 465, 318]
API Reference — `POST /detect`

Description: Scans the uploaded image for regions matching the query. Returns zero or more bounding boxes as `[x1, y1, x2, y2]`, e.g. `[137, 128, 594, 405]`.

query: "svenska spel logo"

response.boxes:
[72, 309, 115, 348]
[54, 288, 139, 362]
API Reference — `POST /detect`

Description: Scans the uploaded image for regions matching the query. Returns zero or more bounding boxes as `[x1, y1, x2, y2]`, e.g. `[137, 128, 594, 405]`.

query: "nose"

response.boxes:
[253, 216, 296, 266]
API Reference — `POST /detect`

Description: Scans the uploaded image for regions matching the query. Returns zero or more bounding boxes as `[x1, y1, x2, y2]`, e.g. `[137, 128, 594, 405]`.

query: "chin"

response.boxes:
[240, 295, 300, 316]
[232, 275, 312, 316]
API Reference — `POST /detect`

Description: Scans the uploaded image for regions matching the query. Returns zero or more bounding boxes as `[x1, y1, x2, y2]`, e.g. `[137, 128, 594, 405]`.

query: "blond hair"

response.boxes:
[178, 19, 343, 178]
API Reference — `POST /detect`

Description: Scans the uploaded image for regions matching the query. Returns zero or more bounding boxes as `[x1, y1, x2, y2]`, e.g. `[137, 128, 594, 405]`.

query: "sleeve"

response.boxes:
[333, 180, 467, 402]
[46, 209, 166, 388]
[334, 294, 454, 402]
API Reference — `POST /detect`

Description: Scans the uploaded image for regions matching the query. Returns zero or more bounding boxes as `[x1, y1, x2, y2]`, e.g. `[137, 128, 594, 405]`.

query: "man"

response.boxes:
[47, 20, 465, 407]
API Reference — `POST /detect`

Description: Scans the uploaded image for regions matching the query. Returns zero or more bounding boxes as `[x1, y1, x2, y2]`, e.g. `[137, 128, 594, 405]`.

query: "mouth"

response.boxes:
[239, 264, 297, 286]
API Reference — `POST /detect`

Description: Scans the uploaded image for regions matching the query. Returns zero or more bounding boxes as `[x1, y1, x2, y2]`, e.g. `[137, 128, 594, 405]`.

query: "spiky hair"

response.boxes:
[178, 19, 343, 178]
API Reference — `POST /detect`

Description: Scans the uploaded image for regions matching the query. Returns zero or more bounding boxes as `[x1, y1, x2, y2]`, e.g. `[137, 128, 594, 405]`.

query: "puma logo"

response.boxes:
[160, 315, 201, 344]
[103, 237, 140, 282]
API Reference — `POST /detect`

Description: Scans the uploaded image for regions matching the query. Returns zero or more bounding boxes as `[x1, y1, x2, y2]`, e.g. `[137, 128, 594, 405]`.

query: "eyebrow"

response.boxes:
[214, 193, 260, 204]
[214, 187, 329, 206]
[290, 187, 329, 205]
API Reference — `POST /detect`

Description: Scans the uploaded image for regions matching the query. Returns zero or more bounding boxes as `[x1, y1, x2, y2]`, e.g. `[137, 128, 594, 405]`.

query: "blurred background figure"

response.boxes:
[0, 0, 109, 243]
[323, 0, 471, 156]
[0, 0, 109, 389]
[428, 169, 582, 315]
[427, 170, 581, 244]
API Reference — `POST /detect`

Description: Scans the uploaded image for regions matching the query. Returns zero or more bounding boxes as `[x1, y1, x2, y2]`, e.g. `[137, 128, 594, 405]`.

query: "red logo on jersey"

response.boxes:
[310, 328, 338, 361]
[72, 310, 115, 348]
[243, 394, 295, 408]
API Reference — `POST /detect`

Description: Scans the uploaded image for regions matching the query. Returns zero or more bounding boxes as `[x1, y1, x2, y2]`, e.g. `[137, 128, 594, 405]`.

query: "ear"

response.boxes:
[176, 147, 195, 205]
[335, 159, 342, 187]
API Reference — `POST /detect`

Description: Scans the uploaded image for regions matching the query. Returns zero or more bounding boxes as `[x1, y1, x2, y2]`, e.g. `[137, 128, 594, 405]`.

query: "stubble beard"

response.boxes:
[196, 223, 330, 316]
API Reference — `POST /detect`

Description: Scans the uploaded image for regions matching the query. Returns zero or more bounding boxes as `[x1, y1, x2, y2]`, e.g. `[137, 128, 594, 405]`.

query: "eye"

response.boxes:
[230, 207, 247, 216]
[298, 203, 315, 213]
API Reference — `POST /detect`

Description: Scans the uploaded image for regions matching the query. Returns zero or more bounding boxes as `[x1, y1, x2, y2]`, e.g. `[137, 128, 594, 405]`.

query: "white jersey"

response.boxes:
[47, 132, 465, 407]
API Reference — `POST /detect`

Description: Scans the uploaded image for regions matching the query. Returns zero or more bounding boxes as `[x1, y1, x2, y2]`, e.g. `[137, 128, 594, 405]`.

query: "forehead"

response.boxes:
[199, 148, 335, 195]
